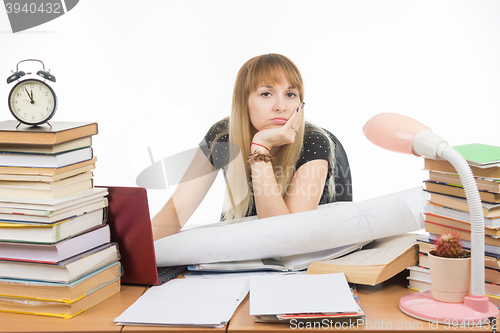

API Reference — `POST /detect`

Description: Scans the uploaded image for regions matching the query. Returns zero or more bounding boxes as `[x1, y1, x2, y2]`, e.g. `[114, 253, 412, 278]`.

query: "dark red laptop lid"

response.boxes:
[97, 186, 159, 286]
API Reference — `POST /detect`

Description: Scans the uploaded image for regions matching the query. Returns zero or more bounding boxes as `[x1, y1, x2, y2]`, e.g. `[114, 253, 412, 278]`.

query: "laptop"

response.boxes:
[97, 186, 186, 286]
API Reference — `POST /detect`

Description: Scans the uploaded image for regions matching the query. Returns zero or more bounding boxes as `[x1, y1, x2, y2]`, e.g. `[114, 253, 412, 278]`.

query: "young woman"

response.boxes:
[152, 54, 349, 240]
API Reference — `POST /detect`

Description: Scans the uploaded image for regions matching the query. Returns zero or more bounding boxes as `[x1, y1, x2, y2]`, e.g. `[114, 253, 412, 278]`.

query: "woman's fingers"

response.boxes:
[295, 102, 304, 128]
[285, 103, 300, 128]
[286, 101, 304, 136]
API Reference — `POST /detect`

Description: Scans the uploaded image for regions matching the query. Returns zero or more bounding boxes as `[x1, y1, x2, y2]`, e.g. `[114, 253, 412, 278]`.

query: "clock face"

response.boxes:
[8, 79, 57, 126]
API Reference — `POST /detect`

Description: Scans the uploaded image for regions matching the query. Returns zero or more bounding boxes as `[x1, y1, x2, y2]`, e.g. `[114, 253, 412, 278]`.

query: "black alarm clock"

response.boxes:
[7, 59, 57, 128]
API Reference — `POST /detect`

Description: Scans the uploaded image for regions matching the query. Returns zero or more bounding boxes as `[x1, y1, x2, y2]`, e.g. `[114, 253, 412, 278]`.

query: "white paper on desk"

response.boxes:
[250, 273, 358, 316]
[155, 187, 425, 266]
[114, 278, 249, 327]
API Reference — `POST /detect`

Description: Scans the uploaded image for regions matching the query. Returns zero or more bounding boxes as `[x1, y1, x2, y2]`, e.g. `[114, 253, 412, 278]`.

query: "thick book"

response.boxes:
[0, 178, 93, 199]
[428, 192, 500, 218]
[424, 158, 500, 179]
[0, 196, 107, 223]
[418, 236, 500, 269]
[453, 143, 500, 167]
[0, 243, 119, 283]
[429, 171, 500, 194]
[0, 225, 110, 263]
[0, 262, 120, 302]
[408, 264, 500, 285]
[0, 157, 96, 180]
[0, 136, 92, 155]
[0, 279, 120, 319]
[424, 221, 500, 248]
[0, 147, 93, 168]
[0, 121, 98, 145]
[0, 187, 107, 213]
[306, 234, 419, 286]
[0, 172, 94, 199]
[0, 177, 96, 201]
[425, 203, 500, 229]
[425, 181, 500, 204]
[424, 212, 500, 238]
[189, 241, 369, 272]
[0, 170, 93, 189]
[0, 208, 106, 243]
[418, 251, 500, 273]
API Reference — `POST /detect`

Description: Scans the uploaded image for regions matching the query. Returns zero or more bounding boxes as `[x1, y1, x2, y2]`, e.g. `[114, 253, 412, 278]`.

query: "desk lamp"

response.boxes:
[363, 113, 499, 324]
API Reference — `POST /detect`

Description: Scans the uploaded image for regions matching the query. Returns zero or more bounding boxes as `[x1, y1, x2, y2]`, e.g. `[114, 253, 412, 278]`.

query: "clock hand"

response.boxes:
[24, 88, 34, 104]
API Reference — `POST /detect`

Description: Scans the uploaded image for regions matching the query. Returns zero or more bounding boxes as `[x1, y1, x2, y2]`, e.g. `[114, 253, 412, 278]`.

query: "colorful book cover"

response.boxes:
[453, 143, 500, 166]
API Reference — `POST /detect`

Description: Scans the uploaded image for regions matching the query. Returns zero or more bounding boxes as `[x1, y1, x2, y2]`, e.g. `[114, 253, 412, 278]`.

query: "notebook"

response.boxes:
[97, 186, 186, 285]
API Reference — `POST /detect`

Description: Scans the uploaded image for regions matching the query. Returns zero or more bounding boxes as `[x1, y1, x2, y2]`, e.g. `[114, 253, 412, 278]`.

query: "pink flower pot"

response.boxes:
[428, 251, 471, 303]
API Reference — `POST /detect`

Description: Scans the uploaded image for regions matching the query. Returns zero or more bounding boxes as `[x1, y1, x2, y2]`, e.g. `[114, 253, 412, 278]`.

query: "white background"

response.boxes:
[1, 1, 499, 228]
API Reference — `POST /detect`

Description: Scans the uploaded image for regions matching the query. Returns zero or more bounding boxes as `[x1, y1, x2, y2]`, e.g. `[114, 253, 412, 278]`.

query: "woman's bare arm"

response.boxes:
[251, 158, 328, 218]
[151, 148, 217, 240]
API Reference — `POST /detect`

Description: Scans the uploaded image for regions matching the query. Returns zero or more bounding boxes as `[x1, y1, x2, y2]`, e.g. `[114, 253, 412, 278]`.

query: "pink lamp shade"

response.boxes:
[362, 113, 429, 155]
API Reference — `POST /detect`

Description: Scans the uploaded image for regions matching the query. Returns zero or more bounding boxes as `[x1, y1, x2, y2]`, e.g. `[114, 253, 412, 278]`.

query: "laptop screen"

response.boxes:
[98, 186, 160, 285]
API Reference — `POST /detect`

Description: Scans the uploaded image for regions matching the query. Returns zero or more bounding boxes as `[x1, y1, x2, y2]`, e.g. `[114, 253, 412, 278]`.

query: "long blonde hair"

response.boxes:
[216, 54, 335, 221]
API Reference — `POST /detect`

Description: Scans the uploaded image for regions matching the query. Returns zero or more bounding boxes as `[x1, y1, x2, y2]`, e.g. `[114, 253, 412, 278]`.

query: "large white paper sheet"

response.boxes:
[114, 278, 249, 327]
[155, 187, 425, 266]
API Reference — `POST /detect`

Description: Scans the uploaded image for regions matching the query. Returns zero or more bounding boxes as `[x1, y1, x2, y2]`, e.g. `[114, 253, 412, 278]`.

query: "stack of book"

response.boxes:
[407, 143, 500, 306]
[0, 121, 121, 319]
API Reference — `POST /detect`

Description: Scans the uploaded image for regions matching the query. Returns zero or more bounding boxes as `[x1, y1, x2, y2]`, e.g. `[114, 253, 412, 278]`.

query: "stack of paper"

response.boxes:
[114, 278, 249, 328]
[250, 273, 365, 323]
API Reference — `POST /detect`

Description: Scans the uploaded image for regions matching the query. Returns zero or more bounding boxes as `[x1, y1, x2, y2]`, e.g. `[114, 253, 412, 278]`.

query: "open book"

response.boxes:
[188, 241, 371, 272]
[307, 233, 419, 285]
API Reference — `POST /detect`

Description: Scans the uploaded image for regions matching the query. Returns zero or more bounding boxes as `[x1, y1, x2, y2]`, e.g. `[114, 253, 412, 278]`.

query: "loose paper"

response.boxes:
[114, 278, 249, 327]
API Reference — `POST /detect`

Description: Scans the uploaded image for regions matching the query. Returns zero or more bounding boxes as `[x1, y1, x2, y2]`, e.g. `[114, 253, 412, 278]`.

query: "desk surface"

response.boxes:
[0, 273, 496, 332]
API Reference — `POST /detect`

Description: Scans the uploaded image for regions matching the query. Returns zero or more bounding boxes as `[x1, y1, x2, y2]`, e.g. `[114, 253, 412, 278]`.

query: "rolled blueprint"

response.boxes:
[155, 187, 426, 266]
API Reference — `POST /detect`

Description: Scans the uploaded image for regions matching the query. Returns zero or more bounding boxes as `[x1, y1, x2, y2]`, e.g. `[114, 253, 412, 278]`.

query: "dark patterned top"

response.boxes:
[199, 118, 335, 217]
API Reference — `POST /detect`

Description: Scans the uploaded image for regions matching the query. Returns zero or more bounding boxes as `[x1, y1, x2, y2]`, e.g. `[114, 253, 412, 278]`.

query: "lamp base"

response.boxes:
[399, 292, 499, 325]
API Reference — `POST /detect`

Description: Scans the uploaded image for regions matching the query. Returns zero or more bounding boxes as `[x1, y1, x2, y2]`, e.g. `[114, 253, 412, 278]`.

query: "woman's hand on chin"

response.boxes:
[252, 103, 304, 151]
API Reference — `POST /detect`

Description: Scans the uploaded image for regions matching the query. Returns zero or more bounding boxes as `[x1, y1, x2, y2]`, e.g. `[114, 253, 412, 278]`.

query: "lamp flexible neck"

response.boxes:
[442, 146, 485, 296]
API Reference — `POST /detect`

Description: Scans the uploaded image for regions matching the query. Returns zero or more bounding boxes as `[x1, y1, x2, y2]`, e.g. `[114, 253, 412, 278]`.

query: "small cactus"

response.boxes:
[432, 230, 468, 258]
